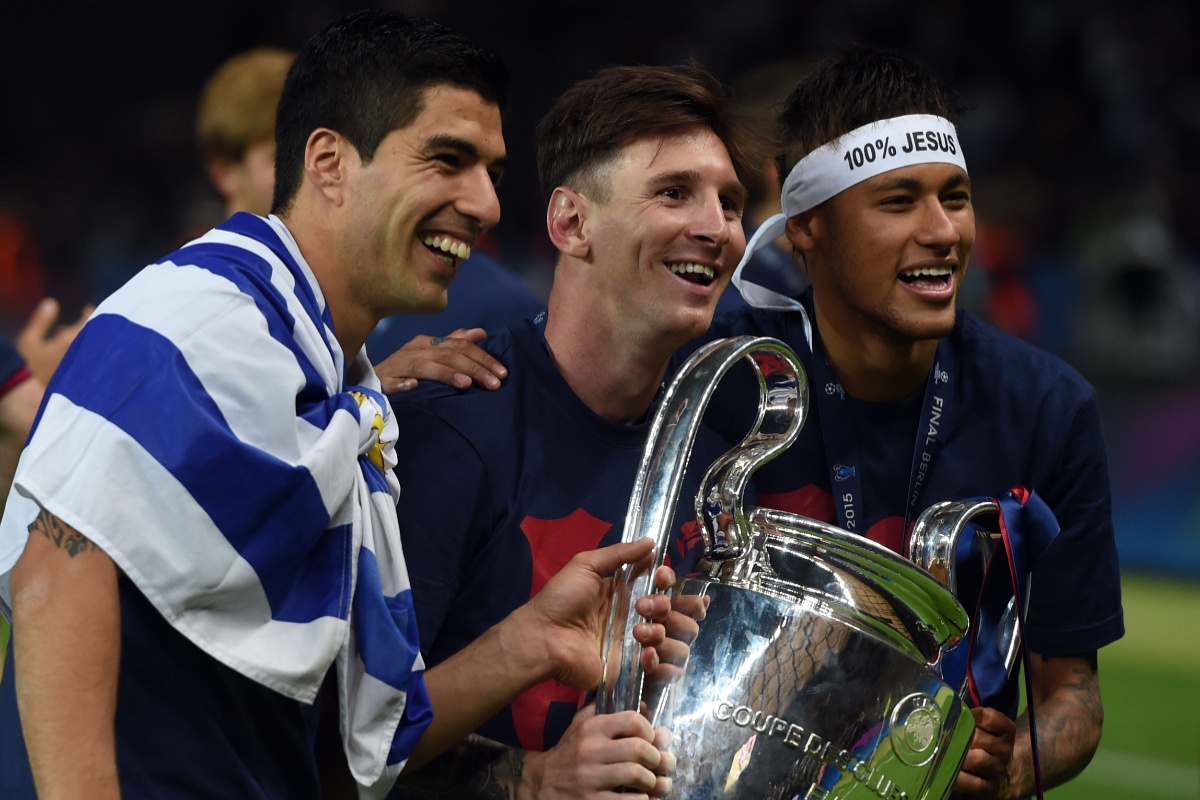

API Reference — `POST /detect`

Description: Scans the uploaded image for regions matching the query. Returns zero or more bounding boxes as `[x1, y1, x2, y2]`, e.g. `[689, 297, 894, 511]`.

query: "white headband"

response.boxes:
[732, 114, 968, 311]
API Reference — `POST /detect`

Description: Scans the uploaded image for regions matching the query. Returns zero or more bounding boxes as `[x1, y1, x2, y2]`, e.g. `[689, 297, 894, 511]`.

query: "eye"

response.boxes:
[661, 187, 685, 201]
[434, 153, 461, 169]
[942, 191, 971, 206]
[720, 195, 742, 215]
[880, 194, 914, 207]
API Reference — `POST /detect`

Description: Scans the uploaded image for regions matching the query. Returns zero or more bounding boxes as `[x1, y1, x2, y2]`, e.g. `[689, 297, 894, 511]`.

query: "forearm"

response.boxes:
[399, 734, 538, 800]
[405, 605, 551, 772]
[11, 509, 121, 800]
[1001, 654, 1103, 799]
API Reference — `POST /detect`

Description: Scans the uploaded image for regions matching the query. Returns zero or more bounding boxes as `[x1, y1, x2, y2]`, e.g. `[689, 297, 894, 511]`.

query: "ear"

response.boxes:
[303, 128, 353, 206]
[205, 157, 242, 202]
[546, 187, 591, 259]
[785, 209, 821, 253]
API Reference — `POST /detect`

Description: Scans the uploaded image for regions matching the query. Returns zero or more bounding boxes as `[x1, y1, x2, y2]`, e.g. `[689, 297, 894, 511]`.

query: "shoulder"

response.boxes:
[390, 327, 523, 449]
[957, 310, 1095, 412]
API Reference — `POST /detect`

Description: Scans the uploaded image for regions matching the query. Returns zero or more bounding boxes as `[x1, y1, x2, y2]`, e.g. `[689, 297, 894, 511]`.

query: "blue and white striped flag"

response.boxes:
[0, 213, 431, 794]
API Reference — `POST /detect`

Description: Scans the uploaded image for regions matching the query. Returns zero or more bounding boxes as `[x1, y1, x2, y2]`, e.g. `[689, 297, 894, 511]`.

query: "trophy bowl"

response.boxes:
[598, 336, 990, 800]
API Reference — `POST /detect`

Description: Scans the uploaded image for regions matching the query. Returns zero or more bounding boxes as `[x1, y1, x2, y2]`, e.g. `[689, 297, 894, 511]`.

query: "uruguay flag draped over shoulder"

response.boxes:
[0, 213, 431, 795]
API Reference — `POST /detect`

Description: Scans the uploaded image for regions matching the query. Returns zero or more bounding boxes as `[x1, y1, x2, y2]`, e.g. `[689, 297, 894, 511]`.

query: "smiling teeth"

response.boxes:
[668, 262, 715, 280]
[423, 235, 471, 261]
[901, 266, 953, 277]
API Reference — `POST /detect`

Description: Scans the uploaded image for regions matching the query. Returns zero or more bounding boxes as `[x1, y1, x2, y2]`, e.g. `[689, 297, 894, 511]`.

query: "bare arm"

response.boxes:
[404, 538, 672, 772]
[1007, 652, 1103, 796]
[11, 508, 121, 800]
[955, 651, 1103, 799]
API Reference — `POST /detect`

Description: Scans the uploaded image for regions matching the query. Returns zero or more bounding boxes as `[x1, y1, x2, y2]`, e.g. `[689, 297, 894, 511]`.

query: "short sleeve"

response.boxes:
[390, 403, 493, 658]
[1025, 393, 1125, 654]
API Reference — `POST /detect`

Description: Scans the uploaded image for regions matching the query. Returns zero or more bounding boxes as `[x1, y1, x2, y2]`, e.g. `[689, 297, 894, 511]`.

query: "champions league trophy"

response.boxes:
[599, 336, 1014, 800]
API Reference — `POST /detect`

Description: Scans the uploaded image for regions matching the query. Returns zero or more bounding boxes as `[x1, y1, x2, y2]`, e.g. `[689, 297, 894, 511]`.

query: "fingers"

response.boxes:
[18, 298, 59, 346]
[576, 538, 654, 578]
[956, 707, 1016, 792]
[633, 621, 665, 647]
[447, 327, 489, 344]
[373, 332, 508, 394]
[972, 707, 1017, 739]
[635, 593, 671, 622]
[653, 565, 676, 591]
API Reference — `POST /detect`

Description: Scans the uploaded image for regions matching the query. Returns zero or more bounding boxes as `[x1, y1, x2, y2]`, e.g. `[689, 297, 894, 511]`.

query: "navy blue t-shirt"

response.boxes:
[389, 317, 720, 755]
[686, 298, 1124, 666]
[366, 251, 542, 363]
[112, 575, 322, 798]
[1, 575, 323, 800]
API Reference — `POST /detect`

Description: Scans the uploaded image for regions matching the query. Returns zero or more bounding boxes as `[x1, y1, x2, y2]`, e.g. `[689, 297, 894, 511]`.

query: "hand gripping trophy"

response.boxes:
[598, 337, 1026, 800]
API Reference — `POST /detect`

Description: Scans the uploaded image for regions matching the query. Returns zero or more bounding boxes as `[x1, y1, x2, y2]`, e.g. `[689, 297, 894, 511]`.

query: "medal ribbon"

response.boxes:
[803, 294, 955, 536]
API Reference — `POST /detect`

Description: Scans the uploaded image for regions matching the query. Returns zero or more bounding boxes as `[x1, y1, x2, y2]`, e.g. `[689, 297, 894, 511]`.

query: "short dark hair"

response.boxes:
[536, 64, 764, 203]
[272, 10, 508, 214]
[777, 45, 963, 178]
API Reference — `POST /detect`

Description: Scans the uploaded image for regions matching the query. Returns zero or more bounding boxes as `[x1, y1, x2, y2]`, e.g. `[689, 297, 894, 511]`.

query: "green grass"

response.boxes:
[1045, 574, 1200, 800]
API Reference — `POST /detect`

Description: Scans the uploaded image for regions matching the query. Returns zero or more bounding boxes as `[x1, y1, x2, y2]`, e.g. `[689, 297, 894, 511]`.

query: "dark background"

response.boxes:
[1, 0, 1198, 574]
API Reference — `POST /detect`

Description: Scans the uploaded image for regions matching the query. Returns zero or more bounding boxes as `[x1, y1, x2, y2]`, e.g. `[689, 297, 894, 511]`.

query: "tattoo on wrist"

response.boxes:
[28, 509, 98, 558]
[430, 336, 449, 346]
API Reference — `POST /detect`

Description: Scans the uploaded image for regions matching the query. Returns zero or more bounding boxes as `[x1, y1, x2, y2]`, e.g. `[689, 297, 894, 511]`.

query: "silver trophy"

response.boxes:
[599, 336, 1011, 800]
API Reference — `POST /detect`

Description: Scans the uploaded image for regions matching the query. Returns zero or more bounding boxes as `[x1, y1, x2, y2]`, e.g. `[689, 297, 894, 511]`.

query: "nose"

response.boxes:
[914, 196, 959, 253]
[456, 166, 502, 232]
[688, 189, 732, 249]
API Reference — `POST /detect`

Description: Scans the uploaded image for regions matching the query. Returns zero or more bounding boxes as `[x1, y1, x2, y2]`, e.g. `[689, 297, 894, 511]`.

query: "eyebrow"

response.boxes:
[650, 169, 748, 204]
[873, 172, 971, 193]
[425, 134, 507, 171]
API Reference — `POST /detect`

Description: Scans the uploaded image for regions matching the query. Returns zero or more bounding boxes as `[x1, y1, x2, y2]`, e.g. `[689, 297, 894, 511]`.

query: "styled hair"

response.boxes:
[272, 10, 508, 214]
[776, 45, 963, 178]
[536, 64, 764, 203]
[196, 47, 295, 162]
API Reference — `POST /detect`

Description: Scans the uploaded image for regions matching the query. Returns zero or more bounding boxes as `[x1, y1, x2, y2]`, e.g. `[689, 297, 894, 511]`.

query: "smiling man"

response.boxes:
[0, 12, 675, 800]
[387, 65, 760, 799]
[688, 47, 1123, 799]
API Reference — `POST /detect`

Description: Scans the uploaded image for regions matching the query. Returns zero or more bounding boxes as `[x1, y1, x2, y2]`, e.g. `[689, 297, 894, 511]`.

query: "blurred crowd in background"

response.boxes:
[1, 0, 1198, 574]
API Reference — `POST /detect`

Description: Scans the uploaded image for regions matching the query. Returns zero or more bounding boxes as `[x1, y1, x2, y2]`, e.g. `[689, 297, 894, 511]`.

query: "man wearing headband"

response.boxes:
[691, 47, 1122, 798]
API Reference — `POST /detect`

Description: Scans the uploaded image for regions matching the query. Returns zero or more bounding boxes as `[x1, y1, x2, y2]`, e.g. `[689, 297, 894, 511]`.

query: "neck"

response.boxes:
[278, 206, 375, 360]
[543, 283, 679, 426]
[812, 285, 939, 402]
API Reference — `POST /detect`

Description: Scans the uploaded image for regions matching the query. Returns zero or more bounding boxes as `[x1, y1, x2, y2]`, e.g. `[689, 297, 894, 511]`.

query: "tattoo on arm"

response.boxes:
[397, 734, 527, 800]
[1004, 651, 1103, 799]
[28, 509, 99, 558]
[429, 336, 449, 346]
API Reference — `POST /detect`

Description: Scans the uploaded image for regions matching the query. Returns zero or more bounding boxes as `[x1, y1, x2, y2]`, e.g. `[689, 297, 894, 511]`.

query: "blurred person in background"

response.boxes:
[197, 47, 295, 219]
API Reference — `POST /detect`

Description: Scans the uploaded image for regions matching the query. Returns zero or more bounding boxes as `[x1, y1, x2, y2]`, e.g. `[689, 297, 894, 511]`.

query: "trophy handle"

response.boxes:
[908, 500, 1023, 679]
[596, 336, 807, 715]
